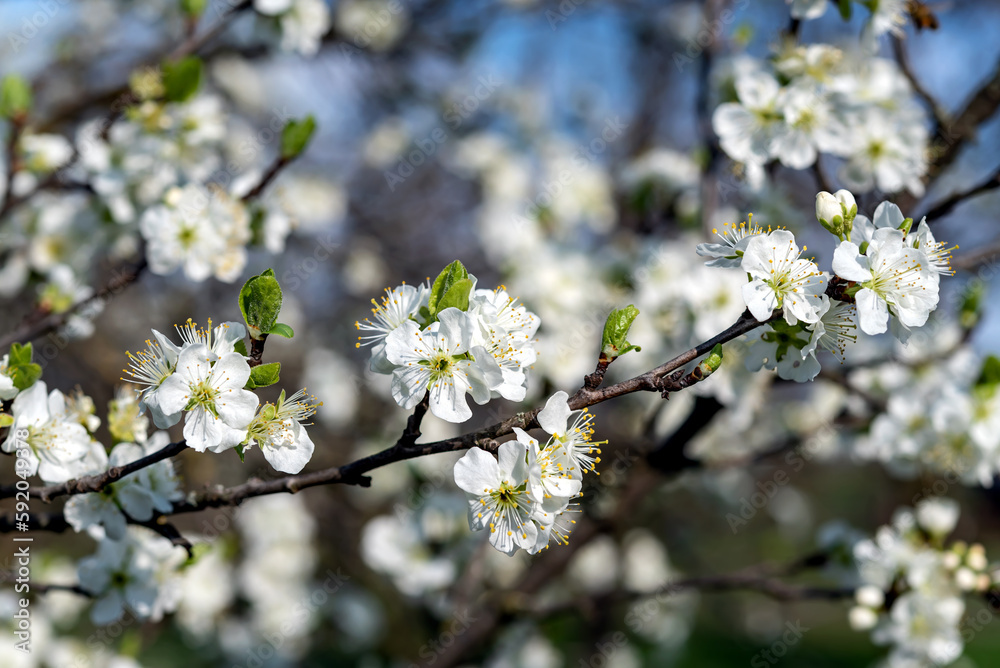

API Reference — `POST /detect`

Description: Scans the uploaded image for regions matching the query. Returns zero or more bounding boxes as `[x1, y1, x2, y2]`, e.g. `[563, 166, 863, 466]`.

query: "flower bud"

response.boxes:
[834, 189, 857, 238]
[815, 191, 844, 237]
[848, 606, 878, 631]
[855, 585, 884, 609]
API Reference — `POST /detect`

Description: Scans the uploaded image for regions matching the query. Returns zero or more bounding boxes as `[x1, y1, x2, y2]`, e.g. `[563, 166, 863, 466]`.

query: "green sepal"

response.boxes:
[162, 56, 203, 103]
[235, 445, 246, 463]
[426, 260, 470, 321]
[0, 414, 13, 428]
[838, 0, 852, 20]
[280, 115, 316, 159]
[898, 217, 913, 236]
[0, 75, 32, 119]
[245, 362, 281, 390]
[267, 323, 294, 339]
[601, 305, 642, 359]
[239, 268, 283, 340]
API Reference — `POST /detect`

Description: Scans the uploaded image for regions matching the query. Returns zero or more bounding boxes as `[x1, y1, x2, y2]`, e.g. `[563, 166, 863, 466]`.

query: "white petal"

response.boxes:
[742, 280, 778, 321]
[856, 288, 889, 334]
[537, 391, 571, 436]
[454, 447, 500, 495]
[832, 241, 872, 283]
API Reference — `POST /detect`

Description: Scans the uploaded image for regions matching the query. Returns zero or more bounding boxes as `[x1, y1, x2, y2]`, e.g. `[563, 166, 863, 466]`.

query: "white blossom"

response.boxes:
[155, 344, 259, 452]
[741, 229, 830, 325]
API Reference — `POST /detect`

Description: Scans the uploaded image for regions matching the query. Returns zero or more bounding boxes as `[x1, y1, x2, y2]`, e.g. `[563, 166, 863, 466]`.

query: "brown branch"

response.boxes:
[0, 256, 147, 350]
[241, 155, 290, 202]
[892, 35, 949, 137]
[918, 163, 1000, 222]
[0, 438, 186, 502]
[248, 334, 268, 368]
[926, 56, 1000, 183]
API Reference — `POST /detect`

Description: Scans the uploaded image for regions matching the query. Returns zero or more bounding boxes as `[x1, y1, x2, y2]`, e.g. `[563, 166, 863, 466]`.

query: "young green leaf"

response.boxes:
[8, 342, 32, 366]
[245, 362, 281, 390]
[601, 305, 642, 360]
[0, 75, 32, 119]
[239, 268, 283, 340]
[280, 115, 316, 159]
[162, 56, 203, 103]
[436, 278, 473, 313]
[427, 260, 469, 320]
[267, 323, 295, 339]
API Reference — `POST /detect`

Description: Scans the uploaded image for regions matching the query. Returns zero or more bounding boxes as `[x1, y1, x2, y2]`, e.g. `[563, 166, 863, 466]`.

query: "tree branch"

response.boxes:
[918, 163, 1000, 221]
[0, 438, 186, 502]
[0, 256, 147, 350]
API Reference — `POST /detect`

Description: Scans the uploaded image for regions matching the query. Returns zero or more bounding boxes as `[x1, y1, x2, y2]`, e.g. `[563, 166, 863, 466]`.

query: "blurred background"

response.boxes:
[2, 0, 1000, 666]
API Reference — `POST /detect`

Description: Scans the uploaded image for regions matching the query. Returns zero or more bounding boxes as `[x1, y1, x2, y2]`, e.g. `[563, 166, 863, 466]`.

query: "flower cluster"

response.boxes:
[453, 391, 599, 555]
[849, 498, 997, 667]
[123, 319, 318, 473]
[64, 433, 183, 541]
[356, 262, 540, 423]
[788, 0, 908, 42]
[856, 353, 1000, 487]
[713, 45, 928, 195]
[77, 526, 186, 625]
[1, 381, 95, 482]
[697, 190, 951, 383]
[253, 0, 331, 56]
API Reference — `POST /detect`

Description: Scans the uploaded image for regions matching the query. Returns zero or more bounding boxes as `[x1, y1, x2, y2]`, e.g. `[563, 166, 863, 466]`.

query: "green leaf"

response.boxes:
[601, 305, 642, 359]
[8, 342, 32, 366]
[239, 268, 283, 340]
[0, 414, 13, 428]
[6, 342, 41, 391]
[246, 362, 281, 390]
[162, 56, 203, 103]
[8, 363, 41, 391]
[267, 323, 294, 339]
[180, 0, 207, 17]
[0, 75, 32, 119]
[436, 278, 473, 313]
[280, 115, 316, 160]
[838, 0, 852, 20]
[233, 339, 249, 357]
[977, 355, 1000, 389]
[427, 260, 469, 320]
[235, 445, 246, 463]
